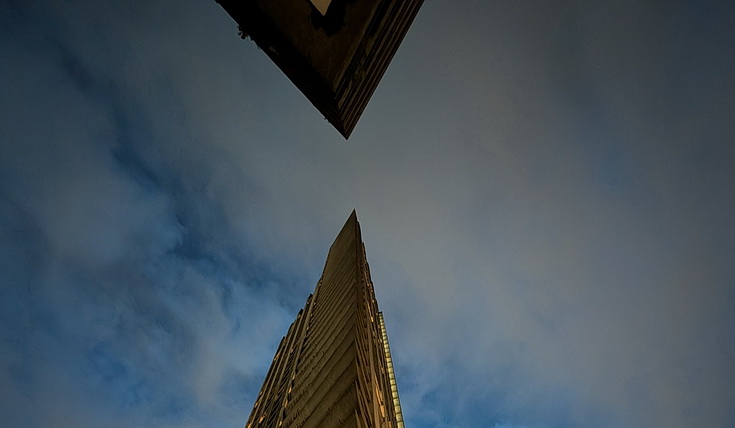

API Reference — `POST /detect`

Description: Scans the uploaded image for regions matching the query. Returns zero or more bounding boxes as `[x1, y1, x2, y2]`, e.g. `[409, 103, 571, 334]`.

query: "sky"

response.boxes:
[1, 0, 734, 427]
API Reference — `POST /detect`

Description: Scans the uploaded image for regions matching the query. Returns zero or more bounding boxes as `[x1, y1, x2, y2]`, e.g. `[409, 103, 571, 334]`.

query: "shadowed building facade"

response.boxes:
[216, 0, 424, 138]
[245, 212, 404, 428]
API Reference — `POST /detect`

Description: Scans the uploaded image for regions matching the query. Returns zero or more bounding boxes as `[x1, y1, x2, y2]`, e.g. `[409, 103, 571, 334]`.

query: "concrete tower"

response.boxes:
[216, 0, 425, 138]
[245, 211, 404, 428]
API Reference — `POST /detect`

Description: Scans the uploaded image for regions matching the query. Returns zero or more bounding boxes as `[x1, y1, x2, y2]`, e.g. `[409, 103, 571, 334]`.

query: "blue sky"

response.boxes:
[1, 0, 734, 427]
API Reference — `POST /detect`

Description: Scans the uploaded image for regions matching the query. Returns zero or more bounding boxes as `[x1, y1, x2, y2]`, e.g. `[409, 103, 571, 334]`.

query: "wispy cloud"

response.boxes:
[0, 2, 302, 427]
[1, 0, 734, 427]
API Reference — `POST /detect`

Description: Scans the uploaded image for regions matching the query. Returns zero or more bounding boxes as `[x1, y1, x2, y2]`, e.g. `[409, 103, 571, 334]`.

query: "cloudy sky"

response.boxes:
[1, 0, 734, 427]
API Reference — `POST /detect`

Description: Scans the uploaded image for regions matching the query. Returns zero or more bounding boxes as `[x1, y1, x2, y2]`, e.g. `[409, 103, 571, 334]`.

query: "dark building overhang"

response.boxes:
[216, 0, 424, 138]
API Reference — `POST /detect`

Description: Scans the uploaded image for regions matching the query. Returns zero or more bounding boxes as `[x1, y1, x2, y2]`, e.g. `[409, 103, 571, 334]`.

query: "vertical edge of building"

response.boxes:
[378, 312, 404, 428]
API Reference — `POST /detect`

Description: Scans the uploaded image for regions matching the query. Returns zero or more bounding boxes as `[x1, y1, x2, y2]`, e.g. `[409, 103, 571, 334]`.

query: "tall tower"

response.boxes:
[216, 0, 425, 138]
[245, 211, 404, 428]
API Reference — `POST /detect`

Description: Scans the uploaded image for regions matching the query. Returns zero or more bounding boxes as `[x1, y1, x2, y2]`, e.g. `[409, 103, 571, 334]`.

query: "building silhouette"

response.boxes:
[216, 0, 424, 138]
[245, 211, 404, 428]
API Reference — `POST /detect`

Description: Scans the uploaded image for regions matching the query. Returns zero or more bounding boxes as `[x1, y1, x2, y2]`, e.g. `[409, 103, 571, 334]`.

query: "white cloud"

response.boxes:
[1, 0, 734, 427]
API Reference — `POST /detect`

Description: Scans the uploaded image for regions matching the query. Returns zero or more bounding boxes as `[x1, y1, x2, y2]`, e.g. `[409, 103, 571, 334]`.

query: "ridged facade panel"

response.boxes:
[245, 212, 403, 428]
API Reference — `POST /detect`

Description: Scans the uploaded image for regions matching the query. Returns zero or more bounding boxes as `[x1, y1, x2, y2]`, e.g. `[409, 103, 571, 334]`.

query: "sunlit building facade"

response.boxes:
[245, 211, 404, 428]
